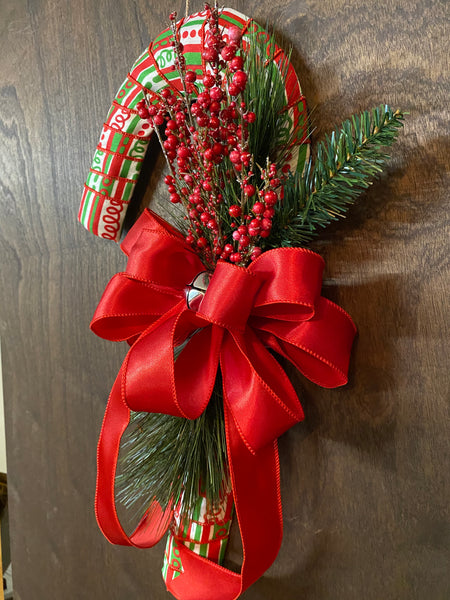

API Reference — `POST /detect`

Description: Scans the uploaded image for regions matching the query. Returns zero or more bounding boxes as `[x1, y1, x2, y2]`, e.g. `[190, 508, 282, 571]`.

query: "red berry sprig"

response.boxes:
[138, 5, 287, 268]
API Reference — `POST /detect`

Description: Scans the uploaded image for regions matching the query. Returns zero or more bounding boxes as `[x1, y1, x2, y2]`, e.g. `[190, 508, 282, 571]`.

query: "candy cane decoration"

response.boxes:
[79, 7, 309, 242]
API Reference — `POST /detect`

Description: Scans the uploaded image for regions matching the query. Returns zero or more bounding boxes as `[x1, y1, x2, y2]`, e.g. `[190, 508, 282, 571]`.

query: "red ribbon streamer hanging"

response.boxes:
[92, 209, 356, 600]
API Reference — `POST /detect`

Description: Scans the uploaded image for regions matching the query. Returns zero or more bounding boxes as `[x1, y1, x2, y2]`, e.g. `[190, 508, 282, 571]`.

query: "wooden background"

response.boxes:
[1, 0, 449, 598]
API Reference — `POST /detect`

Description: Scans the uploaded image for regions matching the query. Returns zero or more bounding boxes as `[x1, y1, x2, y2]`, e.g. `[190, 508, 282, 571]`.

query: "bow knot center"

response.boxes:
[192, 262, 262, 331]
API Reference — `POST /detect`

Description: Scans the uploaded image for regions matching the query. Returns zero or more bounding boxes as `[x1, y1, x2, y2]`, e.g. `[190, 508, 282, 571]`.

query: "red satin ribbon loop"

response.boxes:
[249, 247, 324, 320]
[92, 209, 356, 600]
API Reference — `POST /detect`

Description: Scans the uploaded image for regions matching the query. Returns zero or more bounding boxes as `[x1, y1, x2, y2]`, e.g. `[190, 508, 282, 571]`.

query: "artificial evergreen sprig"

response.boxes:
[267, 105, 405, 248]
[116, 377, 228, 520]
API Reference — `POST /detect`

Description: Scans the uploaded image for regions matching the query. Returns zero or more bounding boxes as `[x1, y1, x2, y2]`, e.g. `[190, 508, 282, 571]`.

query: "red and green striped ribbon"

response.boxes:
[79, 7, 309, 242]
[162, 489, 234, 585]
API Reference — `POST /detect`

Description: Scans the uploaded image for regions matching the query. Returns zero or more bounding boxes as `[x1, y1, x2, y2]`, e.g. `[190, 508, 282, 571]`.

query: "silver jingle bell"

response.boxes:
[185, 271, 211, 310]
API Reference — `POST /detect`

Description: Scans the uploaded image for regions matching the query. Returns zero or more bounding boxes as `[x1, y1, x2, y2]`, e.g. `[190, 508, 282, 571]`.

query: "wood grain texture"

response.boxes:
[0, 1, 448, 599]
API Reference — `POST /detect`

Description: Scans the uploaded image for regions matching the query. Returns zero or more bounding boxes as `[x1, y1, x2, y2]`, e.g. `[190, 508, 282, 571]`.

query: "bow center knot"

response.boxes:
[191, 262, 262, 331]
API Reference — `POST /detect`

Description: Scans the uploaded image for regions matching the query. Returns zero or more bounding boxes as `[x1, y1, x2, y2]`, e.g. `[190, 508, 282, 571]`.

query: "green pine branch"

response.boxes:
[116, 374, 229, 521]
[243, 30, 299, 168]
[265, 105, 405, 249]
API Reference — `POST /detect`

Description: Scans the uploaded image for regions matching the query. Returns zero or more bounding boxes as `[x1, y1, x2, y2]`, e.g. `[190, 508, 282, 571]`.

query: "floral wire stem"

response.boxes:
[145, 94, 177, 176]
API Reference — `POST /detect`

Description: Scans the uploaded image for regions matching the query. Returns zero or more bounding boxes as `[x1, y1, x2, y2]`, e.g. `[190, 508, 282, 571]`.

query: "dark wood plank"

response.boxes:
[0, 1, 448, 599]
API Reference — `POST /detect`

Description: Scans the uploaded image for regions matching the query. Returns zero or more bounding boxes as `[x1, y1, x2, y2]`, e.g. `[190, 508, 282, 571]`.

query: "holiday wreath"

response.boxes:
[79, 4, 404, 599]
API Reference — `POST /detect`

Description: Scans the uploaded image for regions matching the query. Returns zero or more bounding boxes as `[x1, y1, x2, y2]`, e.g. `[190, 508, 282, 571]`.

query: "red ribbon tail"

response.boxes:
[166, 404, 283, 600]
[95, 363, 172, 547]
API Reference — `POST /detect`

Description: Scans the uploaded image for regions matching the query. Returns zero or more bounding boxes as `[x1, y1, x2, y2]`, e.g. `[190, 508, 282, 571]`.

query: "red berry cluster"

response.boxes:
[225, 162, 282, 263]
[140, 5, 286, 268]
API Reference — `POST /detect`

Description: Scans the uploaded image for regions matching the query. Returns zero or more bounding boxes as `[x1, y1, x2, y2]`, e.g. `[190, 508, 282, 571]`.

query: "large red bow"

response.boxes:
[92, 209, 356, 600]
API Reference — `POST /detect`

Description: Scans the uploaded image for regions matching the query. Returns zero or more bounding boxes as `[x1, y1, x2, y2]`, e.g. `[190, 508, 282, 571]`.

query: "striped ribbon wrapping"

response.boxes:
[79, 7, 309, 242]
[162, 490, 234, 584]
